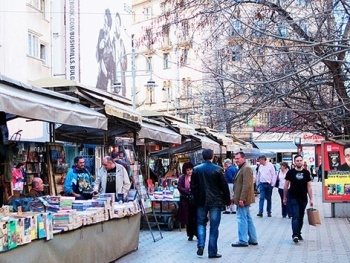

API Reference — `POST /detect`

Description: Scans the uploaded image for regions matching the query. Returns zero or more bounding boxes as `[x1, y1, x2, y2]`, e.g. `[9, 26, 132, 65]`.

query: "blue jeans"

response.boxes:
[236, 205, 258, 245]
[197, 206, 222, 256]
[258, 183, 273, 214]
[278, 188, 292, 217]
[289, 197, 307, 238]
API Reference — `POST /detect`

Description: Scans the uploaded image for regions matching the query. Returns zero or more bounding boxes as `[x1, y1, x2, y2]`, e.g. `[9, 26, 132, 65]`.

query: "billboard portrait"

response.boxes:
[322, 141, 350, 202]
[78, 0, 132, 96]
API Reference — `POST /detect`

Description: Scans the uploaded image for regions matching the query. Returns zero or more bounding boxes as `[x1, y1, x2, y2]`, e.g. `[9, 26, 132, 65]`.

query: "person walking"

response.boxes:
[223, 158, 238, 214]
[231, 151, 258, 247]
[256, 155, 276, 217]
[191, 149, 231, 259]
[277, 162, 292, 218]
[177, 162, 197, 241]
[283, 154, 313, 243]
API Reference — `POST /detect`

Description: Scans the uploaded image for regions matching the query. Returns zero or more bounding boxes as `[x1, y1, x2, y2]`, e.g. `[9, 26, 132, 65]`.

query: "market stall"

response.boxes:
[1, 213, 141, 263]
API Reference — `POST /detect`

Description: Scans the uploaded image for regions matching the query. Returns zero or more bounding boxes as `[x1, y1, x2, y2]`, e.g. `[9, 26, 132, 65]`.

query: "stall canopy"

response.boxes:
[149, 140, 202, 158]
[191, 134, 221, 154]
[30, 77, 141, 125]
[0, 75, 107, 130]
[253, 141, 297, 153]
[139, 121, 181, 144]
[30, 77, 142, 144]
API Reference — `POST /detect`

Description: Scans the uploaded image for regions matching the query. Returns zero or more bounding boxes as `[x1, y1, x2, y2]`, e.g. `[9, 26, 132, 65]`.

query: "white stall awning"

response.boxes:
[139, 122, 181, 144]
[0, 81, 108, 130]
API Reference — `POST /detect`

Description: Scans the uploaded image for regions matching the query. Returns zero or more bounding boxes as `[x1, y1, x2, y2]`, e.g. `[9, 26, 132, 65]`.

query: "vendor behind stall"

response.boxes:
[64, 156, 96, 200]
[94, 156, 131, 201]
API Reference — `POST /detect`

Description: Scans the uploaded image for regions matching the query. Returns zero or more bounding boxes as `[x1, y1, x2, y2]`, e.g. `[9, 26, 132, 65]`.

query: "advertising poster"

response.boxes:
[322, 141, 350, 202]
[76, 0, 132, 96]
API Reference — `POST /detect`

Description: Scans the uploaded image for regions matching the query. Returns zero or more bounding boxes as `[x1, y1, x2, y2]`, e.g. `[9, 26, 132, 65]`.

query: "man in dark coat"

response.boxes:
[191, 149, 230, 259]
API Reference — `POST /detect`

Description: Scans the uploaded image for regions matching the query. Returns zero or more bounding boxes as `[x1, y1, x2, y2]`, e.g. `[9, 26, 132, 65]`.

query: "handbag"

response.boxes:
[274, 171, 280, 188]
[307, 207, 321, 226]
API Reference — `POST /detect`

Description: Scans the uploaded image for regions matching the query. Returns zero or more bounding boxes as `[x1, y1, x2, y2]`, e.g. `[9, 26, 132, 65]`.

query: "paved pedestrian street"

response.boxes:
[117, 182, 350, 263]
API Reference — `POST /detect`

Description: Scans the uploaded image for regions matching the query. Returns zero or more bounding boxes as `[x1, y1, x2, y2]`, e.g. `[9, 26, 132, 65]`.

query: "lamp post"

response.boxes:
[112, 35, 157, 109]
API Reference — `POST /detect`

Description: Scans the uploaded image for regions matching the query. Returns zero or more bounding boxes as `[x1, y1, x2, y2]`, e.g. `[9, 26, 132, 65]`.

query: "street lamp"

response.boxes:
[111, 35, 157, 109]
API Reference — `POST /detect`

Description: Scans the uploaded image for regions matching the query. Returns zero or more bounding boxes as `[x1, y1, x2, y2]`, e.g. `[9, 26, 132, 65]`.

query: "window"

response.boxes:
[301, 21, 308, 35]
[40, 44, 47, 64]
[160, 2, 166, 15]
[254, 20, 265, 38]
[163, 53, 170, 69]
[182, 21, 189, 41]
[144, 7, 152, 20]
[27, 0, 45, 11]
[28, 32, 47, 64]
[231, 19, 242, 36]
[181, 78, 192, 99]
[162, 24, 170, 46]
[146, 29, 153, 49]
[231, 45, 242, 61]
[297, 0, 308, 7]
[28, 33, 39, 57]
[148, 89, 156, 104]
[146, 56, 152, 72]
[181, 49, 189, 66]
[277, 24, 288, 37]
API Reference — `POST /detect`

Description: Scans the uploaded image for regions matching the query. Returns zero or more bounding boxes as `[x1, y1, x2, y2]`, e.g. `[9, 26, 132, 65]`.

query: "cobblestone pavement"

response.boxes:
[116, 182, 350, 263]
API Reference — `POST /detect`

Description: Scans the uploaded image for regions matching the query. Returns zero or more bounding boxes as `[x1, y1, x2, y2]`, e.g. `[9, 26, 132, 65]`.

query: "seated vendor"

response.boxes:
[26, 177, 44, 198]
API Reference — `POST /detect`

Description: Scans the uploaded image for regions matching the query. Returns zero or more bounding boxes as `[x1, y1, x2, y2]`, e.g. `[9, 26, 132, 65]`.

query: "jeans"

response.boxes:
[197, 206, 222, 256]
[236, 205, 258, 245]
[278, 188, 292, 217]
[289, 197, 307, 238]
[258, 183, 273, 214]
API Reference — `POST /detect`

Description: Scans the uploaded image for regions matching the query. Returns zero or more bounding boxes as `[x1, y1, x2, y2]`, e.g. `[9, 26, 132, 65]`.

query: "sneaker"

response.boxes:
[268, 213, 272, 217]
[231, 211, 236, 214]
[298, 235, 303, 241]
[257, 213, 263, 217]
[223, 211, 231, 214]
[293, 236, 299, 243]
[197, 247, 204, 256]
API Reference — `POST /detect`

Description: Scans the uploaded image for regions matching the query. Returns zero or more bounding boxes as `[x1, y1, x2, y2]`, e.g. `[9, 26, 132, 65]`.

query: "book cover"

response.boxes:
[328, 151, 340, 170]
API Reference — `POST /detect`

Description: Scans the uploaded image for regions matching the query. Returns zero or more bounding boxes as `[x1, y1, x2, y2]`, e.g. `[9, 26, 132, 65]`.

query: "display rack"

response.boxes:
[23, 144, 47, 195]
[134, 174, 163, 242]
[46, 142, 67, 195]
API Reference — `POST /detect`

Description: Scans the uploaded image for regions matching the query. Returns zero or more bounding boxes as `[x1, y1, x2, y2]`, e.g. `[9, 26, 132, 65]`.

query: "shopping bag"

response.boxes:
[307, 207, 321, 226]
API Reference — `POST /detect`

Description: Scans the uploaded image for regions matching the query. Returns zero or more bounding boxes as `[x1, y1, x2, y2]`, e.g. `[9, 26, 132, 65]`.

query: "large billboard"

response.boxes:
[322, 141, 350, 202]
[66, 0, 132, 97]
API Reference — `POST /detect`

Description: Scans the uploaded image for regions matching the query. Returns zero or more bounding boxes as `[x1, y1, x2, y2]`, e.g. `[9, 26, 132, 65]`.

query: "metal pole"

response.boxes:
[131, 35, 136, 109]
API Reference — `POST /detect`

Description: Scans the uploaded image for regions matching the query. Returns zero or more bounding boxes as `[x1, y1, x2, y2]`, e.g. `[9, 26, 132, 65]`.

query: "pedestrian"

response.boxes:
[223, 158, 238, 214]
[177, 162, 197, 241]
[317, 163, 323, 182]
[283, 154, 313, 243]
[231, 151, 258, 247]
[191, 149, 231, 259]
[277, 162, 292, 218]
[256, 155, 276, 217]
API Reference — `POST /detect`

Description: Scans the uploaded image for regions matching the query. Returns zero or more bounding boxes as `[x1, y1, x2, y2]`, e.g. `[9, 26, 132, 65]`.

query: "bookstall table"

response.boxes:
[1, 212, 141, 263]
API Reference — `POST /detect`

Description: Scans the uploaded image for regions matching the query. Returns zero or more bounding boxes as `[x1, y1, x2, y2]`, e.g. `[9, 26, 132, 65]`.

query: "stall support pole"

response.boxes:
[49, 122, 55, 142]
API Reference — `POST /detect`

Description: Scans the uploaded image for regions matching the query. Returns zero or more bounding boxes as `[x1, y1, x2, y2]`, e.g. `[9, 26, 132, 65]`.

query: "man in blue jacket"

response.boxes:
[223, 158, 238, 214]
[191, 149, 231, 259]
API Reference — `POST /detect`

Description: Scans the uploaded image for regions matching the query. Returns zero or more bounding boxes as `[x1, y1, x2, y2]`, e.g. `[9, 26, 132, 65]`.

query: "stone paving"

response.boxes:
[116, 182, 350, 263]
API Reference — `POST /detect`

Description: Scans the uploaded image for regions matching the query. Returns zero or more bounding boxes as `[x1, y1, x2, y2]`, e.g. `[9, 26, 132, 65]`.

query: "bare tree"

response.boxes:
[134, 0, 350, 139]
